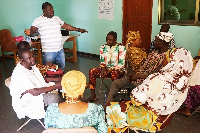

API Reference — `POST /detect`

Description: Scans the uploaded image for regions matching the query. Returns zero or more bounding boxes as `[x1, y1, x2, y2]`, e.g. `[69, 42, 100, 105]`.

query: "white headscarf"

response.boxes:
[157, 32, 174, 43]
[131, 47, 193, 115]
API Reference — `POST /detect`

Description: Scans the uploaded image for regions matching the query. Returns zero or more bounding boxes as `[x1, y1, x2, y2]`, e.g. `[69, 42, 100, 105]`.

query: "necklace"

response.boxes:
[65, 100, 81, 104]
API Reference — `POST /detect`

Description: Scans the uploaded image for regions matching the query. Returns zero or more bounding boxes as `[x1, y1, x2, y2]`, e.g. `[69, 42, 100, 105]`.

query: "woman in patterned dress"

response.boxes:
[126, 31, 147, 73]
[44, 70, 108, 133]
[106, 47, 193, 133]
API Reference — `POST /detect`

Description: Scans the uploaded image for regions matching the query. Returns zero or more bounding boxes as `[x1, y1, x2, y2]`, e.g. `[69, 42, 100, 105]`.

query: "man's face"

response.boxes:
[21, 51, 35, 69]
[106, 35, 117, 46]
[154, 37, 163, 49]
[43, 5, 54, 18]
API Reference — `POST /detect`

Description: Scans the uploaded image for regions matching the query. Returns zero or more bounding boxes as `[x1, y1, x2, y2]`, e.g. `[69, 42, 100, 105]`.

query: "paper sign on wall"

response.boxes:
[98, 0, 114, 20]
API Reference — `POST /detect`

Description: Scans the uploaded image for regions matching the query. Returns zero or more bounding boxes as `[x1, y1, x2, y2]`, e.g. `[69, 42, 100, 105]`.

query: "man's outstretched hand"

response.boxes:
[24, 29, 31, 36]
[79, 29, 88, 33]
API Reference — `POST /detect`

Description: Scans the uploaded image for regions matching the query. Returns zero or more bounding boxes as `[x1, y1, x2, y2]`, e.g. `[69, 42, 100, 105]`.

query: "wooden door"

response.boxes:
[123, 0, 153, 53]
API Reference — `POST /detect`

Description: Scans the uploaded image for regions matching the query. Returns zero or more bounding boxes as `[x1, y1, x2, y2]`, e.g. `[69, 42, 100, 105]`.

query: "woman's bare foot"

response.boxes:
[177, 107, 191, 116]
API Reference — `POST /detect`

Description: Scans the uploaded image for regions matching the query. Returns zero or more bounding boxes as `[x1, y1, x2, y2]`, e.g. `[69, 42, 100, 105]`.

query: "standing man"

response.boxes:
[25, 2, 87, 71]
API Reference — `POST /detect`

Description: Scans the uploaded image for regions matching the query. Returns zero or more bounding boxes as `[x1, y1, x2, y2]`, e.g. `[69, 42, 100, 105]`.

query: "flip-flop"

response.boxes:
[176, 111, 190, 117]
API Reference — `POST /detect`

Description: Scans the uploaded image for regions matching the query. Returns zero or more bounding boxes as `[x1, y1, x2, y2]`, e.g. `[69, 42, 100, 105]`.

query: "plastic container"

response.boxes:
[104, 92, 107, 106]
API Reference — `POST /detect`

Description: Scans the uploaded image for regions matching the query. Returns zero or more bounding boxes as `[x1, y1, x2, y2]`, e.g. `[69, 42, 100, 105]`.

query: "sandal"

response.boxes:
[176, 109, 190, 117]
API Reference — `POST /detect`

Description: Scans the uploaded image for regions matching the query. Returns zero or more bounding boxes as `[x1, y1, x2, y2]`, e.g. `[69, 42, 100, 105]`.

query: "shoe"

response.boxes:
[176, 110, 190, 117]
[84, 97, 98, 103]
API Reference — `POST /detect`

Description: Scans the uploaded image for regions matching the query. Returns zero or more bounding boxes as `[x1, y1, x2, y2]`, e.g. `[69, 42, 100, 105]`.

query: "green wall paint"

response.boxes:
[152, 0, 200, 57]
[0, 0, 199, 57]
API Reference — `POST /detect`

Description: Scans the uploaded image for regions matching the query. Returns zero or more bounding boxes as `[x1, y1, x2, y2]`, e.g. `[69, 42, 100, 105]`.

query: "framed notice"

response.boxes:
[98, 0, 114, 20]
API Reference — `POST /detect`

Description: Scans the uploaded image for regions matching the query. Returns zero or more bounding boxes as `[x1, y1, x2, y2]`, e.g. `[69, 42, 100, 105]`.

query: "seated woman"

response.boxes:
[126, 31, 147, 72]
[106, 47, 193, 132]
[149, 24, 175, 53]
[177, 58, 200, 116]
[106, 32, 174, 105]
[44, 70, 108, 133]
[88, 31, 126, 101]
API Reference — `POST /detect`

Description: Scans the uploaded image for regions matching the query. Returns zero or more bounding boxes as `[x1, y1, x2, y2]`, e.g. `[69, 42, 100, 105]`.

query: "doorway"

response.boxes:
[123, 0, 153, 53]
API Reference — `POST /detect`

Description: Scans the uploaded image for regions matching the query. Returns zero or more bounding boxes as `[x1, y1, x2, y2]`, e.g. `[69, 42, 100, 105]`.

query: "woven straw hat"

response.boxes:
[61, 70, 86, 98]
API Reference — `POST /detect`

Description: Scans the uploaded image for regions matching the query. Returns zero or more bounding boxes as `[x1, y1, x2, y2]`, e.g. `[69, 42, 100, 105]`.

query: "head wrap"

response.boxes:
[157, 32, 174, 43]
[61, 70, 86, 98]
[131, 47, 193, 115]
[126, 31, 140, 44]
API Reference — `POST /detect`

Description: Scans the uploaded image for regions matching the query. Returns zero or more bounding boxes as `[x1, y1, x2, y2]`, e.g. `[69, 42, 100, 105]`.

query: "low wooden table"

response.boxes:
[30, 41, 42, 64]
[30, 34, 80, 64]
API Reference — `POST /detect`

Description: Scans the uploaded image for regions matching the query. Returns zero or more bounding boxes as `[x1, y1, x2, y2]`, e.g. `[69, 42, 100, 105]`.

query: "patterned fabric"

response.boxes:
[100, 43, 126, 70]
[132, 47, 193, 115]
[106, 48, 193, 132]
[134, 50, 168, 84]
[106, 101, 161, 133]
[184, 85, 200, 109]
[61, 70, 86, 98]
[89, 67, 125, 89]
[184, 59, 200, 109]
[16, 56, 48, 77]
[88, 43, 126, 89]
[126, 31, 140, 44]
[44, 103, 108, 133]
[32, 15, 64, 52]
[136, 50, 165, 75]
[157, 32, 174, 43]
[126, 47, 147, 72]
[149, 36, 175, 53]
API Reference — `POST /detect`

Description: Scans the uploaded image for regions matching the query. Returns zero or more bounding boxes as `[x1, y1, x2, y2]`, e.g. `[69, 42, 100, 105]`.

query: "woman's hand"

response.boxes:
[128, 74, 139, 82]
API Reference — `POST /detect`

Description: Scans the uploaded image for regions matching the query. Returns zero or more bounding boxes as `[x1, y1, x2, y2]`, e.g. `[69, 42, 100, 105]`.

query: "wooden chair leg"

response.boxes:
[190, 106, 200, 117]
[2, 51, 5, 63]
[14, 51, 17, 65]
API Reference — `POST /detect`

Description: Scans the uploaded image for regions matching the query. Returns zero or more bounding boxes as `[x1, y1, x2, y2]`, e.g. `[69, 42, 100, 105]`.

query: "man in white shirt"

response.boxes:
[9, 49, 61, 119]
[25, 2, 87, 71]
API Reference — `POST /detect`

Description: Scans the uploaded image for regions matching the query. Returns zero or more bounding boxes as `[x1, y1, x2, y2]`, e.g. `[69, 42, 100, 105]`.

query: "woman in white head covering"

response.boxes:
[106, 47, 193, 132]
[44, 70, 108, 133]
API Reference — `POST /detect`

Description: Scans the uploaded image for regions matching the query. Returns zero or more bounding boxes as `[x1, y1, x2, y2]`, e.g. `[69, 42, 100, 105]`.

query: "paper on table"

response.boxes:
[61, 36, 70, 45]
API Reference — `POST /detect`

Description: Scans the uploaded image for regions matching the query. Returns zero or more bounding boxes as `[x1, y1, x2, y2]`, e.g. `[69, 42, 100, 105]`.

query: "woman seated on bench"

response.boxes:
[105, 47, 193, 133]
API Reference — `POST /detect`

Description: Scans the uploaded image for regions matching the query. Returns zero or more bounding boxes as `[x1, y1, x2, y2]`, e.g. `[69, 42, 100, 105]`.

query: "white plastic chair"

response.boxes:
[5, 77, 45, 131]
[17, 118, 45, 131]
[42, 127, 98, 133]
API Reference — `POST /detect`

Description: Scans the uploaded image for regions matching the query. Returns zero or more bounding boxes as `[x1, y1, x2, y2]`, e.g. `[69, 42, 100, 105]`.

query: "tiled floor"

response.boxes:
[0, 54, 199, 133]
